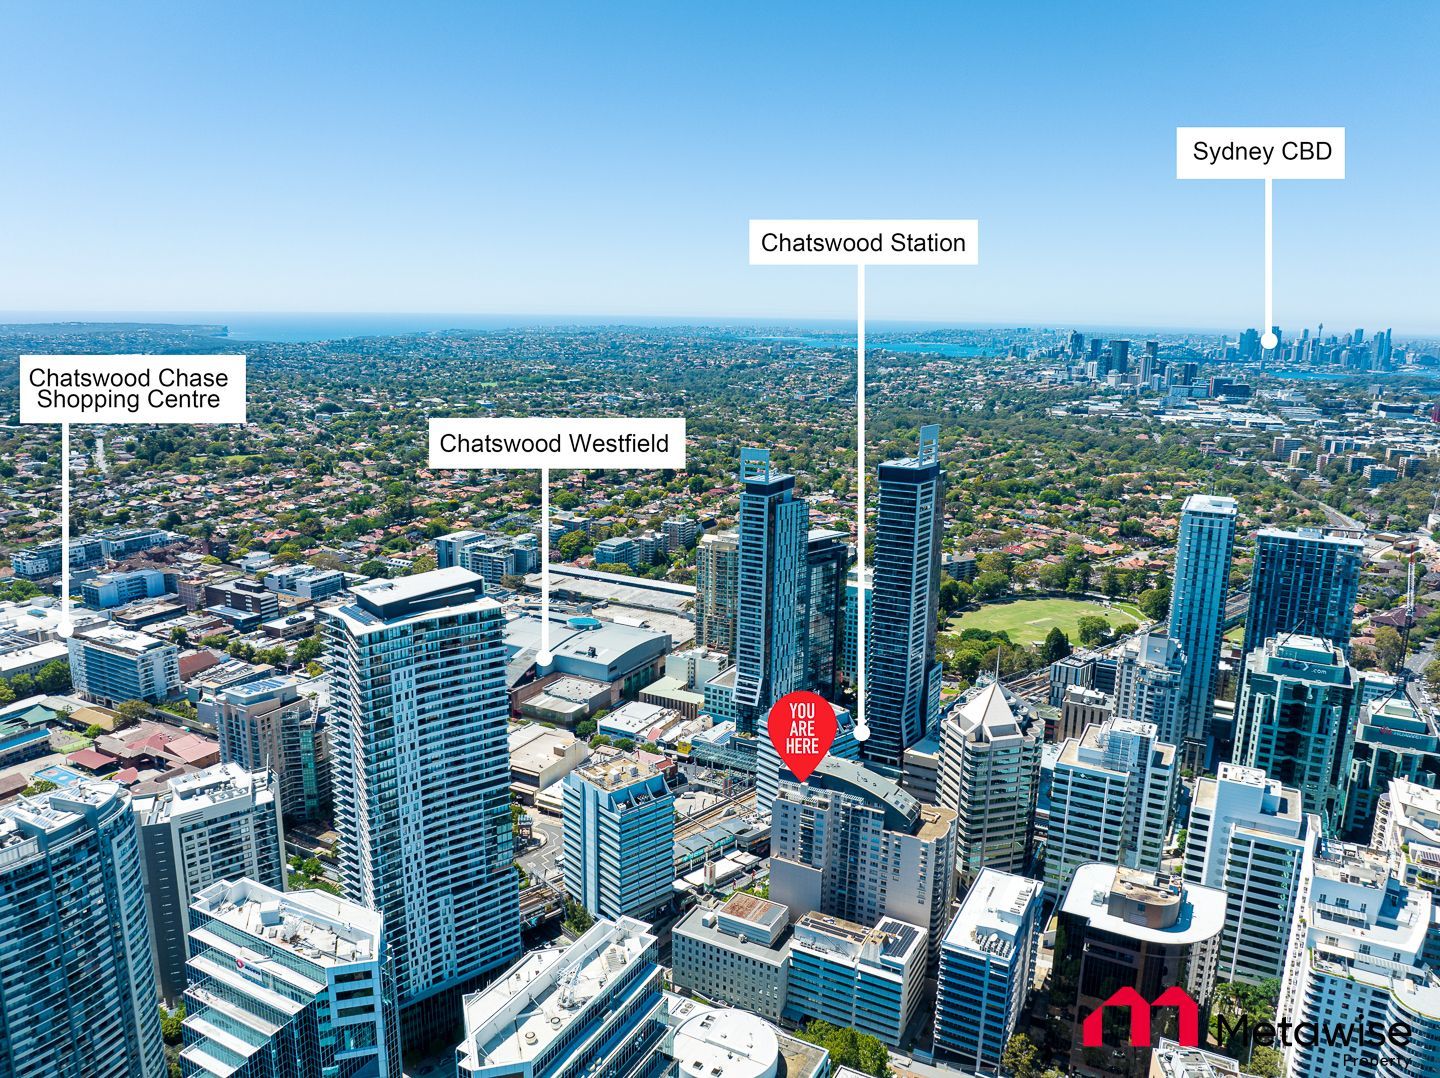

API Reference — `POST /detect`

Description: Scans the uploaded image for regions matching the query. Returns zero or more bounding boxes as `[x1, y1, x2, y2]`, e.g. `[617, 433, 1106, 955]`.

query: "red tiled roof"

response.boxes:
[67, 747, 118, 772]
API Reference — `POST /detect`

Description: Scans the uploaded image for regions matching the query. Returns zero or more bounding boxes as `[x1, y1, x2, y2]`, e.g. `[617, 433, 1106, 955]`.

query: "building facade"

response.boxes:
[207, 675, 331, 822]
[694, 530, 739, 657]
[1053, 864, 1225, 1078]
[733, 449, 809, 735]
[783, 912, 926, 1048]
[938, 681, 1043, 886]
[68, 623, 181, 705]
[321, 568, 520, 1040]
[1166, 494, 1236, 761]
[180, 878, 402, 1078]
[454, 917, 665, 1078]
[132, 762, 285, 1003]
[1183, 763, 1316, 984]
[1233, 635, 1363, 831]
[770, 758, 956, 958]
[865, 425, 943, 765]
[1243, 527, 1363, 657]
[1045, 717, 1177, 897]
[562, 755, 675, 922]
[0, 782, 167, 1077]
[932, 869, 1041, 1071]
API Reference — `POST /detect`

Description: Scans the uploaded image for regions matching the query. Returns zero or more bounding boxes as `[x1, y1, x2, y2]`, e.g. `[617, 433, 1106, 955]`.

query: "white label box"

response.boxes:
[21, 355, 247, 424]
[749, 219, 979, 265]
[1176, 127, 1345, 180]
[430, 417, 686, 470]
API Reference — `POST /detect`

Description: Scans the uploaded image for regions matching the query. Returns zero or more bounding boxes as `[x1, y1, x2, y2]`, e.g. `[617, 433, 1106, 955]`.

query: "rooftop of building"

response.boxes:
[1150, 1038, 1242, 1078]
[793, 912, 926, 966]
[573, 752, 664, 792]
[1255, 525, 1364, 549]
[720, 892, 788, 931]
[1193, 763, 1303, 827]
[0, 780, 126, 857]
[509, 724, 582, 775]
[1180, 493, 1238, 515]
[189, 877, 381, 966]
[668, 997, 782, 1078]
[1062, 863, 1226, 946]
[952, 679, 1041, 742]
[941, 867, 1041, 960]
[458, 917, 655, 1069]
[331, 567, 495, 631]
[131, 762, 273, 824]
[72, 622, 173, 655]
[600, 699, 686, 736]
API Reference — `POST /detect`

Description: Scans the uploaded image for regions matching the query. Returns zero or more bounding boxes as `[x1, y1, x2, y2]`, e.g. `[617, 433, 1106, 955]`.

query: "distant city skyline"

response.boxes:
[1, 3, 1437, 331]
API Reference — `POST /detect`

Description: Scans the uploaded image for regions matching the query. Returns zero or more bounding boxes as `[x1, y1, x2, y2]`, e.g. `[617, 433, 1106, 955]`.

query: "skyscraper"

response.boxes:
[694, 529, 739, 656]
[0, 782, 167, 1077]
[1234, 635, 1364, 830]
[769, 757, 956, 957]
[803, 527, 850, 700]
[733, 448, 808, 735]
[1054, 865, 1225, 1078]
[1184, 763, 1317, 984]
[321, 567, 520, 1041]
[1167, 494, 1236, 762]
[932, 869, 1042, 1071]
[207, 674, 331, 822]
[1244, 527, 1363, 657]
[1277, 843, 1440, 1078]
[562, 754, 675, 922]
[1112, 631, 1187, 749]
[454, 917, 665, 1078]
[866, 424, 943, 765]
[181, 878, 402, 1078]
[938, 680, 1043, 886]
[132, 762, 285, 1002]
[1045, 717, 1178, 896]
[1343, 690, 1440, 839]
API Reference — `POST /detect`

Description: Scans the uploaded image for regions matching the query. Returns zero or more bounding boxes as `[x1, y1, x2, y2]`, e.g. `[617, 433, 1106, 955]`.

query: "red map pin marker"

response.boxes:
[767, 691, 837, 783]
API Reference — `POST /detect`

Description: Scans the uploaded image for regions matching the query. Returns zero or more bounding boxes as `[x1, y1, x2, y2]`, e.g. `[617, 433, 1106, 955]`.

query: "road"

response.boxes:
[519, 815, 564, 886]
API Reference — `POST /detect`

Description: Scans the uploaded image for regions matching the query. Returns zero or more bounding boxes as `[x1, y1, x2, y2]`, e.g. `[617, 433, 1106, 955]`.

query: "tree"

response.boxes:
[116, 699, 151, 726]
[159, 1002, 186, 1044]
[1425, 657, 1440, 689]
[795, 1021, 889, 1078]
[1040, 626, 1072, 664]
[1243, 1046, 1284, 1078]
[1000, 1032, 1043, 1078]
[973, 570, 1010, 600]
[1138, 584, 1172, 622]
[1076, 615, 1110, 647]
[1373, 625, 1405, 673]
[563, 898, 594, 934]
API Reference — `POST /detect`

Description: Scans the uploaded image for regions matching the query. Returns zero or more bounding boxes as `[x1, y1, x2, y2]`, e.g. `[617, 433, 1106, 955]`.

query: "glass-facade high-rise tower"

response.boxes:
[321, 567, 520, 1045]
[804, 527, 850, 701]
[866, 425, 943, 766]
[1244, 527, 1363, 657]
[733, 448, 809, 735]
[0, 781, 167, 1077]
[1167, 494, 1236, 761]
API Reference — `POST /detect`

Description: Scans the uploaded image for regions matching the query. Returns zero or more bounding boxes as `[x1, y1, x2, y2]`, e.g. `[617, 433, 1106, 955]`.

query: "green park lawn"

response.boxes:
[948, 596, 1147, 648]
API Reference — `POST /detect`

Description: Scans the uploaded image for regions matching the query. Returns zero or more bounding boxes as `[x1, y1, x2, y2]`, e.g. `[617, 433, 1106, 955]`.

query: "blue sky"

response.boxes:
[2, 2, 1436, 331]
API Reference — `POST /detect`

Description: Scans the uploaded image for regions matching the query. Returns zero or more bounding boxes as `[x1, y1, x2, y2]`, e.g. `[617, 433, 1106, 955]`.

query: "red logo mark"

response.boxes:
[1082, 986, 1200, 1048]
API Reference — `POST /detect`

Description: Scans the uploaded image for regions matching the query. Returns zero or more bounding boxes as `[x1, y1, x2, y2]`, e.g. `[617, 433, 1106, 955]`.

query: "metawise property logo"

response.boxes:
[1082, 986, 1201, 1048]
[1082, 985, 1414, 1067]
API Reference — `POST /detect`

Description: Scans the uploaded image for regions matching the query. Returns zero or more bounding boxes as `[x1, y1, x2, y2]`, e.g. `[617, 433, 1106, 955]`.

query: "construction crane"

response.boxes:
[1398, 552, 1418, 677]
